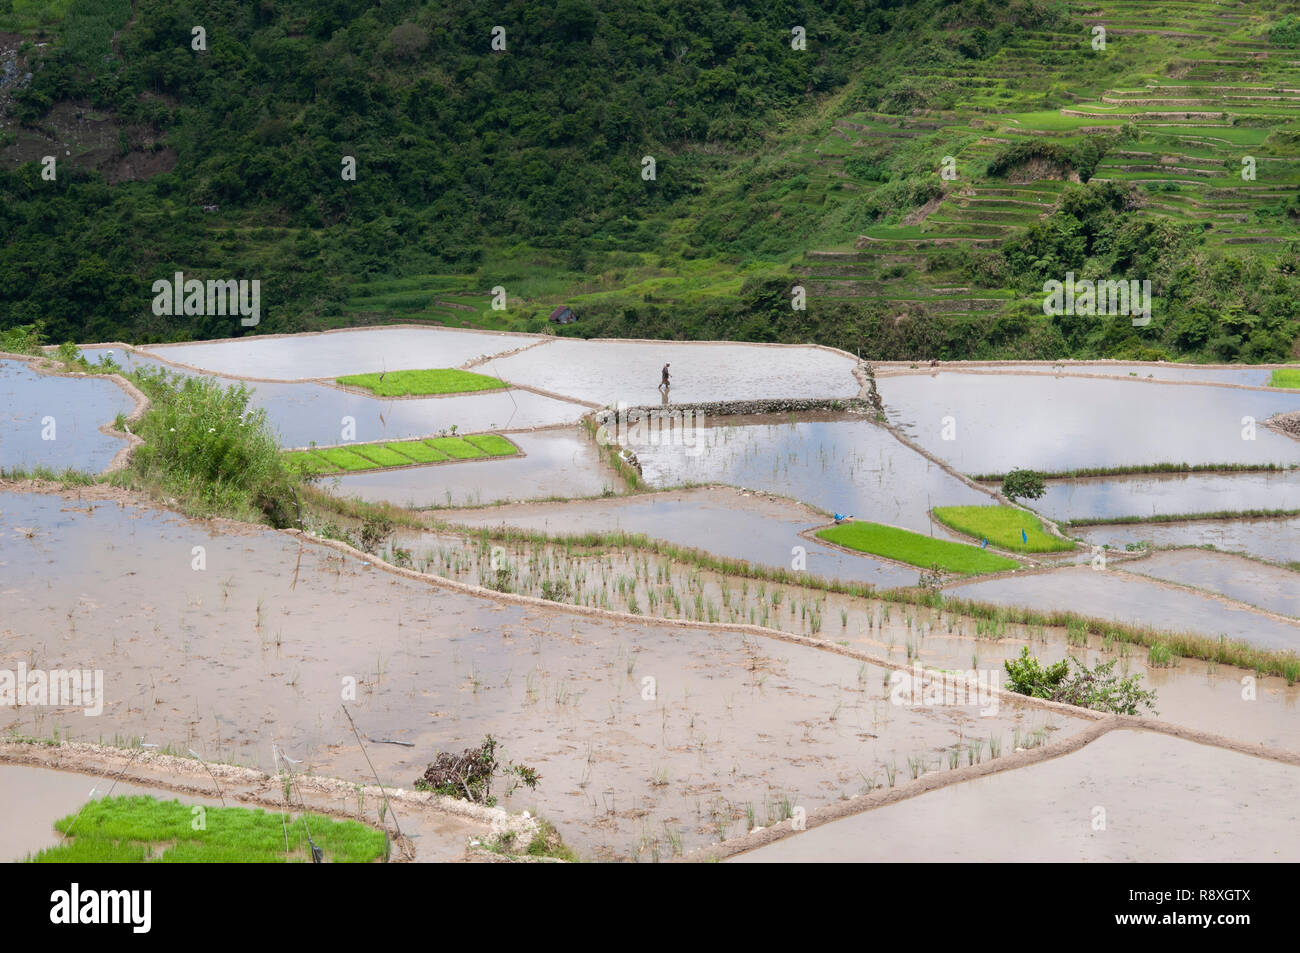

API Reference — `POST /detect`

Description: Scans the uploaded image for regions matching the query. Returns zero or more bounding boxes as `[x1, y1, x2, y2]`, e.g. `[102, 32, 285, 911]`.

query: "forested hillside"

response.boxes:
[2, 0, 1300, 363]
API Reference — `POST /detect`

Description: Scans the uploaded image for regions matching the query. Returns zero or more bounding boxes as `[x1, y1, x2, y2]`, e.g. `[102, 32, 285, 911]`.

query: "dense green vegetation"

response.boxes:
[30, 795, 388, 863]
[2, 0, 1299, 362]
[337, 368, 507, 396]
[817, 520, 1020, 574]
[1003, 647, 1157, 715]
[285, 434, 518, 474]
[120, 366, 300, 524]
[1270, 368, 1300, 388]
[932, 505, 1073, 553]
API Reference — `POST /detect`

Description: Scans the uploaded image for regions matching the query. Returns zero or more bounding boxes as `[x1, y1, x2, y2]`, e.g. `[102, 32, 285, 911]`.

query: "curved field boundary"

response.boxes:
[682, 719, 1300, 863]
[130, 324, 865, 391]
[0, 350, 150, 476]
[64, 341, 598, 412]
[287, 526, 1103, 725]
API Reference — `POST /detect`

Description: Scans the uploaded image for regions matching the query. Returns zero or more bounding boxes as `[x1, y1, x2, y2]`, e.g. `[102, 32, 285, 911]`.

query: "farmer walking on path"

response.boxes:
[659, 362, 671, 394]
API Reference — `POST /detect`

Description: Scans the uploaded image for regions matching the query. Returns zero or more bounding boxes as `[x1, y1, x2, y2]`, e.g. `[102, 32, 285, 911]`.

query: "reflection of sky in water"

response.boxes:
[1035, 470, 1300, 522]
[138, 327, 537, 379]
[879, 373, 1300, 473]
[0, 360, 134, 473]
[442, 493, 919, 588]
[950, 565, 1300, 651]
[488, 338, 860, 406]
[77, 347, 583, 445]
[633, 418, 990, 532]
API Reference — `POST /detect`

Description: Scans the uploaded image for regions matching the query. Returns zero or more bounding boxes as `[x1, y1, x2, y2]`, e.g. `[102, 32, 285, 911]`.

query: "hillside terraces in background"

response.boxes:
[788, 0, 1300, 328]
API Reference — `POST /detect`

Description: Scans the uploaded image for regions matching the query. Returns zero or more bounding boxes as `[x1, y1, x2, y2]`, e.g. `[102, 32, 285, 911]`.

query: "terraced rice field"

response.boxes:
[284, 434, 518, 476]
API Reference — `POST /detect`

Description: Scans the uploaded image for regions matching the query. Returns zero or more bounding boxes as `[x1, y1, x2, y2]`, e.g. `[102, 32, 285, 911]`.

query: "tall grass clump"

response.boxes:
[125, 368, 299, 525]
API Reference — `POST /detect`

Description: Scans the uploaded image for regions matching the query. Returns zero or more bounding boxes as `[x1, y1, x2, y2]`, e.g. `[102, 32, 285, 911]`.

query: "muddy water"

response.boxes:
[732, 730, 1300, 862]
[436, 488, 919, 588]
[947, 565, 1300, 651]
[139, 327, 538, 380]
[1123, 549, 1300, 618]
[1077, 517, 1300, 565]
[487, 339, 860, 406]
[1035, 470, 1300, 522]
[846, 616, 1300, 754]
[878, 372, 1300, 473]
[384, 526, 1300, 753]
[78, 346, 585, 445]
[0, 490, 1084, 861]
[0, 360, 134, 473]
[322, 428, 617, 507]
[632, 416, 992, 532]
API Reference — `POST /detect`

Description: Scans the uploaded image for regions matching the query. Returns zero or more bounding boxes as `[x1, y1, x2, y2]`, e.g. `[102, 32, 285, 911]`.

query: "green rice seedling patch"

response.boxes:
[315, 447, 379, 471]
[337, 368, 508, 397]
[932, 505, 1075, 553]
[30, 795, 387, 863]
[463, 433, 519, 456]
[349, 444, 415, 468]
[384, 441, 449, 463]
[816, 521, 1020, 574]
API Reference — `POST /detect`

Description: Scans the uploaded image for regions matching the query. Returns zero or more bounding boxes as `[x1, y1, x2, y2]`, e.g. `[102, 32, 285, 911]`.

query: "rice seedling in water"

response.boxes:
[988, 735, 1002, 759]
[1148, 643, 1175, 668]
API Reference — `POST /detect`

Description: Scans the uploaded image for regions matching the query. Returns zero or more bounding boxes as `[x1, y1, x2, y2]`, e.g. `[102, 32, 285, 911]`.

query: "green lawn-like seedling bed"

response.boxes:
[932, 505, 1076, 553]
[816, 521, 1020, 574]
[336, 368, 508, 397]
[1268, 368, 1300, 389]
[284, 435, 519, 474]
[30, 795, 388, 863]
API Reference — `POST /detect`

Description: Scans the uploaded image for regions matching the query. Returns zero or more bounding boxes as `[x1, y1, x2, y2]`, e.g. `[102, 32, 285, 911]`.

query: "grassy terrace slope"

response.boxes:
[816, 521, 1020, 575]
[2, 1, 1299, 363]
[286, 435, 518, 475]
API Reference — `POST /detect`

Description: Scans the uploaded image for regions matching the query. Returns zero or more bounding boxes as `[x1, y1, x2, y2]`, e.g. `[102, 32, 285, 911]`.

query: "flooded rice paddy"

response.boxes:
[948, 565, 1300, 652]
[139, 327, 538, 380]
[879, 372, 1300, 473]
[1034, 470, 1300, 523]
[632, 416, 992, 533]
[732, 730, 1300, 862]
[77, 346, 586, 445]
[9, 336, 1300, 862]
[486, 339, 860, 406]
[435, 488, 920, 588]
[1076, 517, 1300, 566]
[320, 428, 616, 507]
[3, 489, 1094, 860]
[0, 360, 135, 474]
[1122, 549, 1300, 619]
